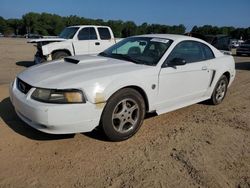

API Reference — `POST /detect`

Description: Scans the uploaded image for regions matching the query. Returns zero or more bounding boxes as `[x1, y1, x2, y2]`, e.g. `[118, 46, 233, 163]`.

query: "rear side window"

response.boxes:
[78, 27, 97, 40]
[212, 36, 230, 51]
[98, 28, 111, 40]
[201, 43, 215, 60]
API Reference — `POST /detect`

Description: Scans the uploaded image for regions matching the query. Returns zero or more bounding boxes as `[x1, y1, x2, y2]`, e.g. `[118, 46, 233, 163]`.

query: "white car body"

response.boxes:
[10, 34, 235, 135]
[28, 25, 122, 63]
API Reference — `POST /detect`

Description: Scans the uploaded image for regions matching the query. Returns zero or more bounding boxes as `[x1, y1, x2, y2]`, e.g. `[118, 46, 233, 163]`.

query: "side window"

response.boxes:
[98, 28, 111, 40]
[166, 41, 205, 64]
[78, 27, 97, 40]
[201, 43, 215, 60]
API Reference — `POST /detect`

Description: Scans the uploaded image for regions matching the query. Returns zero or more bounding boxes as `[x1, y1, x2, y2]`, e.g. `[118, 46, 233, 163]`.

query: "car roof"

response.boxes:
[135, 34, 203, 42]
[135, 34, 223, 57]
[68, 25, 110, 28]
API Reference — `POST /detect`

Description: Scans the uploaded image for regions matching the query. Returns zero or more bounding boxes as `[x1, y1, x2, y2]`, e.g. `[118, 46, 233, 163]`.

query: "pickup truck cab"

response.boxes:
[28, 25, 121, 64]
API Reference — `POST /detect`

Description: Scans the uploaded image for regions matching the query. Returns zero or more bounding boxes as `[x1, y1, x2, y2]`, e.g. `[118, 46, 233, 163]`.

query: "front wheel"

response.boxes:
[52, 51, 69, 60]
[209, 75, 228, 105]
[101, 88, 146, 141]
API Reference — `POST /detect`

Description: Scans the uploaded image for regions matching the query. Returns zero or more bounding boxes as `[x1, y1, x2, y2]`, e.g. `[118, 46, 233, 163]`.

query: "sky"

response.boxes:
[0, 0, 250, 31]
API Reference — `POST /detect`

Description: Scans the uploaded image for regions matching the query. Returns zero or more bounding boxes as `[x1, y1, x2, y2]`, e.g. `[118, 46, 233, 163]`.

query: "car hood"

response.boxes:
[28, 38, 66, 43]
[17, 55, 151, 89]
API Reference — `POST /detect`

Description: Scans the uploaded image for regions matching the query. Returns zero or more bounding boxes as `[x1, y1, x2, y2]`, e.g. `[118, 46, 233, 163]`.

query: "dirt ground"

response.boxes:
[0, 38, 249, 188]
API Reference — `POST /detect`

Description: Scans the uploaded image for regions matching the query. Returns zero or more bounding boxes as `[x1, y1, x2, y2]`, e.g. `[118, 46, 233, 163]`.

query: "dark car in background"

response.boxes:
[186, 33, 231, 52]
[205, 35, 231, 51]
[236, 39, 250, 56]
[24, 33, 43, 39]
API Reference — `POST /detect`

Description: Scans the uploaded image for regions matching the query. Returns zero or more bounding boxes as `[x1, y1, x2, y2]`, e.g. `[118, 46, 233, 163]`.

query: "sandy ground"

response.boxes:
[0, 38, 249, 188]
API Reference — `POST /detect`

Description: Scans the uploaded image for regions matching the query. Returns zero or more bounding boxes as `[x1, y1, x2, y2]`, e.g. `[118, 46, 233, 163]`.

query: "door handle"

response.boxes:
[95, 42, 100, 46]
[202, 66, 207, 70]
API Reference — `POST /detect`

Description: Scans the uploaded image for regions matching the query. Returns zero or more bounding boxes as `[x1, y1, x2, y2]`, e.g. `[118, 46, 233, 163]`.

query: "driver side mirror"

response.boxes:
[168, 57, 187, 66]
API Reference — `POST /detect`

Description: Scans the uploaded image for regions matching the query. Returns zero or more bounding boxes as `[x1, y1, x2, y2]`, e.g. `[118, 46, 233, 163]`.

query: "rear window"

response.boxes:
[98, 28, 111, 40]
[78, 27, 97, 40]
[200, 43, 215, 60]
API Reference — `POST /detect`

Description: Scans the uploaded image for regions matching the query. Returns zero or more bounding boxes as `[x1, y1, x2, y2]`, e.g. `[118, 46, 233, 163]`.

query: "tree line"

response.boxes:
[191, 25, 250, 40]
[0, 12, 185, 38]
[0, 12, 249, 39]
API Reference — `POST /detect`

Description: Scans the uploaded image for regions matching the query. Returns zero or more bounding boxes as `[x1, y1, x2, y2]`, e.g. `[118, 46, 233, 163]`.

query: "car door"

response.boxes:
[156, 41, 212, 111]
[88, 27, 113, 54]
[73, 27, 98, 55]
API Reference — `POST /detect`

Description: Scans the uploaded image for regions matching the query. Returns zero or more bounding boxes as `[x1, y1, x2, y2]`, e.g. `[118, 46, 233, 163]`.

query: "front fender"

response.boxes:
[42, 41, 74, 56]
[82, 70, 159, 112]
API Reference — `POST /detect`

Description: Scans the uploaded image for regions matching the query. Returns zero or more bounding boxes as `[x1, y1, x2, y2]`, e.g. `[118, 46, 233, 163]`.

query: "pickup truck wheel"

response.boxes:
[209, 75, 228, 105]
[101, 88, 145, 141]
[52, 51, 69, 60]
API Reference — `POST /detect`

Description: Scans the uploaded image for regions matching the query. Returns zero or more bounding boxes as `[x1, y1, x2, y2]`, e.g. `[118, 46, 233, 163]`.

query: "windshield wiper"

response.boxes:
[99, 52, 109, 57]
[99, 53, 153, 66]
[111, 54, 143, 64]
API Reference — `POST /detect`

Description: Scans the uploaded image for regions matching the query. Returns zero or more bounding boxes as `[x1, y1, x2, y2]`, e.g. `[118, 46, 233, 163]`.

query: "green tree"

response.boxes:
[22, 12, 40, 34]
[7, 19, 23, 35]
[0, 16, 7, 33]
[107, 20, 124, 37]
[121, 21, 137, 37]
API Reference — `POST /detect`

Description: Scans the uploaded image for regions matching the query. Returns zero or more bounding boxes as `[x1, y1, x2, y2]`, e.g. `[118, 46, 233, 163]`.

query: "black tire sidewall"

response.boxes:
[211, 75, 228, 105]
[52, 51, 68, 60]
[101, 88, 145, 141]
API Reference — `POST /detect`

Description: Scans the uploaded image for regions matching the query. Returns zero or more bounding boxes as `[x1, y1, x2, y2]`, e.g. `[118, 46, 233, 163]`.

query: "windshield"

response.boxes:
[59, 27, 79, 39]
[99, 37, 172, 66]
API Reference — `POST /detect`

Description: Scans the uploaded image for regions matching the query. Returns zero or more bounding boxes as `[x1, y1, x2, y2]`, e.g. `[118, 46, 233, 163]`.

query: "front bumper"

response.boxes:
[236, 51, 250, 55]
[236, 49, 250, 54]
[34, 51, 52, 64]
[9, 80, 103, 134]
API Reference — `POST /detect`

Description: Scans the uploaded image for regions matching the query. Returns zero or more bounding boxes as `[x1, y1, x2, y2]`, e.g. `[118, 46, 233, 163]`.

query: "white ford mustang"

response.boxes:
[10, 34, 235, 141]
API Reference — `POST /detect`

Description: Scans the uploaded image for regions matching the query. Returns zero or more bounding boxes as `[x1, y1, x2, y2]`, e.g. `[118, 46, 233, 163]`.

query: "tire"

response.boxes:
[40, 57, 46, 63]
[52, 51, 69, 60]
[101, 88, 146, 141]
[209, 75, 228, 105]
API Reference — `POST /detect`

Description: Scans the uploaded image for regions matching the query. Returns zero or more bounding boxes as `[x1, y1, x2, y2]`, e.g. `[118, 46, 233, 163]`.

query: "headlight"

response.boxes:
[31, 88, 86, 104]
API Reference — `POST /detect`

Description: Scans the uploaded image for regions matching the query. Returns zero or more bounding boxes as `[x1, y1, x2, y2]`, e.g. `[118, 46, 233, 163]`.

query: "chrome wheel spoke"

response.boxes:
[112, 98, 140, 134]
[121, 100, 128, 111]
[216, 85, 222, 92]
[129, 104, 138, 113]
[127, 118, 136, 125]
[215, 80, 226, 101]
[113, 112, 122, 120]
[118, 121, 126, 132]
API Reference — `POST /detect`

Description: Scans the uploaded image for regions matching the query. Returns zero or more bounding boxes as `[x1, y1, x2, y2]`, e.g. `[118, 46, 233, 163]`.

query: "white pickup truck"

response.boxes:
[28, 25, 121, 64]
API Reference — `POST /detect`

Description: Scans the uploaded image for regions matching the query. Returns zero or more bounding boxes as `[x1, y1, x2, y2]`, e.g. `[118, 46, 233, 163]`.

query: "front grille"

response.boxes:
[17, 78, 32, 94]
[238, 48, 250, 52]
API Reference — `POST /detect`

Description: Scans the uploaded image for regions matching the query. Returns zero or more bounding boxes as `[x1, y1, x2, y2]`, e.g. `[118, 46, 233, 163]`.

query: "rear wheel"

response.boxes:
[101, 88, 146, 141]
[209, 75, 228, 105]
[52, 51, 69, 60]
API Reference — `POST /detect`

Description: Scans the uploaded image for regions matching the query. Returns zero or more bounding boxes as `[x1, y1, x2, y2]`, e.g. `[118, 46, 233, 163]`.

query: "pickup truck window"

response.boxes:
[78, 27, 97, 40]
[98, 28, 111, 40]
[59, 27, 79, 39]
